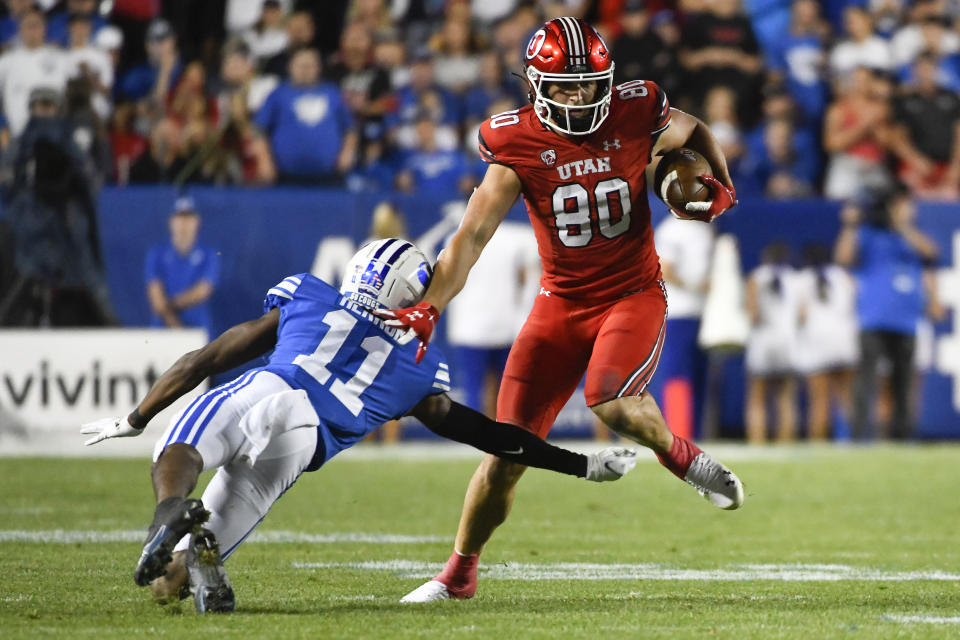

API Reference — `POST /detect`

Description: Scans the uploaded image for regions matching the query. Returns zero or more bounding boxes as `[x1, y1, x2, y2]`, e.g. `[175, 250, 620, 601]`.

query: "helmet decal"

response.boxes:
[340, 238, 432, 311]
[526, 29, 547, 60]
[359, 261, 385, 293]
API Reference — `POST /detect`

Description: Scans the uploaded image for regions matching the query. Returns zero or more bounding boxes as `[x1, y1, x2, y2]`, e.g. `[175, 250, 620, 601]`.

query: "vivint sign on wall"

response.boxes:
[0, 329, 208, 453]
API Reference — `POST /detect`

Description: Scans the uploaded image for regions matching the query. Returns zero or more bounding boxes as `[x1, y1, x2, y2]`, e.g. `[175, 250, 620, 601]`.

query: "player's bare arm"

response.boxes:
[374, 164, 520, 362]
[652, 108, 733, 188]
[409, 393, 637, 482]
[651, 107, 736, 219]
[81, 309, 281, 445]
[134, 309, 281, 426]
[423, 164, 522, 313]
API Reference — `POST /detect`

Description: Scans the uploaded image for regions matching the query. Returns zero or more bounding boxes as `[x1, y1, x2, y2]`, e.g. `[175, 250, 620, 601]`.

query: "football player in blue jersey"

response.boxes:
[80, 239, 638, 614]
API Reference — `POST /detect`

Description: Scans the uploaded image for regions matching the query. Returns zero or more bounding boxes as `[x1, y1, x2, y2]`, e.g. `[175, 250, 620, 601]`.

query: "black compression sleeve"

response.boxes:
[428, 401, 588, 478]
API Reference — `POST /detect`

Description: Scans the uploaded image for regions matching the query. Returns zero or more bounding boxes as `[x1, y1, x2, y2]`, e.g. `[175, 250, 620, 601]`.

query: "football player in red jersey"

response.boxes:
[376, 17, 744, 602]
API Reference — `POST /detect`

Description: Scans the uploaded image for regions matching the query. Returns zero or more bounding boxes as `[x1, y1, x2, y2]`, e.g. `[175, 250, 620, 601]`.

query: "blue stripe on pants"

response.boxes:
[166, 371, 255, 448]
[186, 372, 260, 447]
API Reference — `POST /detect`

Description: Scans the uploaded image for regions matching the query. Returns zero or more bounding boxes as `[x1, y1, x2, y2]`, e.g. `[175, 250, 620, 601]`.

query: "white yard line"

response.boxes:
[883, 614, 960, 625]
[0, 530, 444, 544]
[293, 560, 960, 582]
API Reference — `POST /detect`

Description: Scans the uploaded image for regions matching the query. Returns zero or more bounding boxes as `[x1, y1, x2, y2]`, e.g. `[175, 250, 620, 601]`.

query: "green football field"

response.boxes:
[3, 444, 959, 639]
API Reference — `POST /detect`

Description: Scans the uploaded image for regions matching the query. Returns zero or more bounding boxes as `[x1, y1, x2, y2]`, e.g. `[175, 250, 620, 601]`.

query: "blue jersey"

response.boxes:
[145, 241, 221, 336]
[854, 227, 925, 334]
[254, 82, 353, 178]
[258, 274, 450, 464]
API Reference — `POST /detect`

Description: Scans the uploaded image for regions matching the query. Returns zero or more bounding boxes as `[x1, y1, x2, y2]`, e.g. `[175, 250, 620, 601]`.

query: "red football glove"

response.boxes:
[684, 175, 737, 221]
[372, 302, 439, 364]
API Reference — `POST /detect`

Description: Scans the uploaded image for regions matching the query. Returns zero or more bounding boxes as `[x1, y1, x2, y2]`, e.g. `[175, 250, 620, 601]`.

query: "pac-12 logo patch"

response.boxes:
[540, 149, 557, 166]
[526, 29, 546, 59]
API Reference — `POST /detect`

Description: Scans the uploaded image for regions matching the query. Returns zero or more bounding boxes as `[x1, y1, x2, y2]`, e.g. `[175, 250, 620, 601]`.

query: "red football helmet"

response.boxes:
[523, 17, 614, 136]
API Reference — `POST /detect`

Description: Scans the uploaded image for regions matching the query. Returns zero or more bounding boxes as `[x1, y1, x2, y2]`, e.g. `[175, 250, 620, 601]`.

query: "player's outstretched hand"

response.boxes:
[585, 447, 639, 482]
[684, 175, 737, 221]
[372, 302, 439, 364]
[80, 416, 143, 446]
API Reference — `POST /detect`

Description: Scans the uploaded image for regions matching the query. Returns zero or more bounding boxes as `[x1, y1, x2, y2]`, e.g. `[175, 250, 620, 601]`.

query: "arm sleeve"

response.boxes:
[426, 401, 588, 478]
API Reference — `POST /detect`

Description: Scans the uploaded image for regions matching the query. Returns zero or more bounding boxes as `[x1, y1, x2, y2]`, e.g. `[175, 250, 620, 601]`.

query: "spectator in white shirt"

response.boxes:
[226, 0, 292, 34]
[794, 243, 858, 440]
[829, 5, 893, 80]
[0, 8, 66, 137]
[744, 242, 802, 443]
[891, 14, 960, 67]
[242, 0, 289, 67]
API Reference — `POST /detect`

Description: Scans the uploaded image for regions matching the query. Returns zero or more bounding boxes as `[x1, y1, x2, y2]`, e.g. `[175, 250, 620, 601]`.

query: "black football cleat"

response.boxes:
[186, 527, 235, 614]
[134, 497, 209, 587]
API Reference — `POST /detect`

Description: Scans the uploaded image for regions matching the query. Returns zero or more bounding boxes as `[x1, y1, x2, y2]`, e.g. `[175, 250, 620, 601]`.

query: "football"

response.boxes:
[653, 147, 713, 221]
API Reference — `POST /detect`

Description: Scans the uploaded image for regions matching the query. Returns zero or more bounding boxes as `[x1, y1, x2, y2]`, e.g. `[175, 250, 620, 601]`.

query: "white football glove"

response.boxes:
[585, 447, 638, 482]
[80, 416, 143, 446]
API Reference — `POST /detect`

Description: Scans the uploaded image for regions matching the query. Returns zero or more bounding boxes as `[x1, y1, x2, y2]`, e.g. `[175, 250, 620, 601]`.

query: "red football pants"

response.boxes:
[497, 283, 668, 438]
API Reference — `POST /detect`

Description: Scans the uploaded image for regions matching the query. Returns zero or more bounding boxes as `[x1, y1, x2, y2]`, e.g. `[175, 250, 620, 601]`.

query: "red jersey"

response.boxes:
[478, 80, 671, 302]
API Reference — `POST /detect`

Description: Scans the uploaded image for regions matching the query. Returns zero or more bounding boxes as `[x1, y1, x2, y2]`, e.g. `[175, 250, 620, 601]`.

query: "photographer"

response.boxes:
[834, 187, 939, 440]
[0, 86, 114, 327]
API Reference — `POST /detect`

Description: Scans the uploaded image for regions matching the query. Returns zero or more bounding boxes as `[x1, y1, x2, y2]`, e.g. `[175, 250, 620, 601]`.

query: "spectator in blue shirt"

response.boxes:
[462, 51, 523, 128]
[387, 48, 462, 150]
[0, 0, 32, 48]
[739, 117, 818, 197]
[768, 0, 832, 125]
[395, 112, 475, 197]
[45, 0, 107, 47]
[834, 187, 939, 440]
[145, 197, 220, 337]
[115, 18, 182, 104]
[255, 47, 358, 184]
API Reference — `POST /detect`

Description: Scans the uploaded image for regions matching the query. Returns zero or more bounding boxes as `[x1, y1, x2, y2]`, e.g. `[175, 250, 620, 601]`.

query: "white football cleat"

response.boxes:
[684, 452, 744, 510]
[400, 580, 453, 603]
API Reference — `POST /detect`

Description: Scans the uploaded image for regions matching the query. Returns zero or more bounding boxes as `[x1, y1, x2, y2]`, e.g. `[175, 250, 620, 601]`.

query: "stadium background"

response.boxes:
[0, 0, 958, 448]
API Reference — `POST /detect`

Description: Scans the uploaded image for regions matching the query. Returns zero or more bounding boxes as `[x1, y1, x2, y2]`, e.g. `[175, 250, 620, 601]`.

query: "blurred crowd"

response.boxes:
[0, 0, 956, 199]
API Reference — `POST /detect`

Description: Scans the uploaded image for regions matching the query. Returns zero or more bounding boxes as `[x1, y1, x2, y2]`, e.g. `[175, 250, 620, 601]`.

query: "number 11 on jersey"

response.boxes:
[293, 309, 393, 416]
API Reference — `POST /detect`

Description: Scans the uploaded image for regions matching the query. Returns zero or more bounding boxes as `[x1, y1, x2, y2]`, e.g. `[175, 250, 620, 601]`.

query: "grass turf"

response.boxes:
[2, 444, 959, 638]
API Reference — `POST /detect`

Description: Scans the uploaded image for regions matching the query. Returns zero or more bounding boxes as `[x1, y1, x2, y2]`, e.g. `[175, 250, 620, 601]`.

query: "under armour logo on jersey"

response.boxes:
[540, 149, 557, 166]
[539, 287, 552, 297]
[602, 139, 621, 151]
